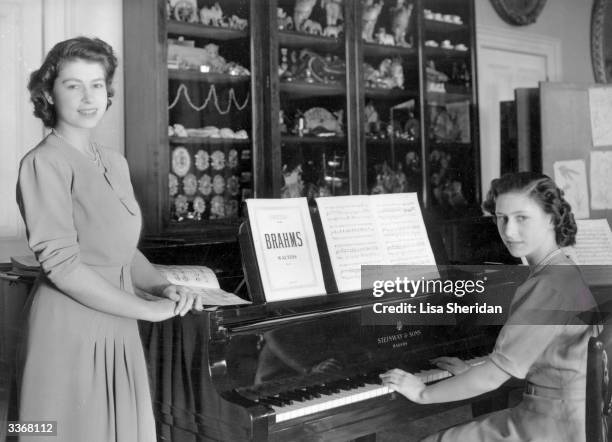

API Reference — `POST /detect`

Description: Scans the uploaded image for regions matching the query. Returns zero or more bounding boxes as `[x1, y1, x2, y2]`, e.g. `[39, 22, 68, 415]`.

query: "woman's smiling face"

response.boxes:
[494, 191, 558, 265]
[47, 59, 108, 131]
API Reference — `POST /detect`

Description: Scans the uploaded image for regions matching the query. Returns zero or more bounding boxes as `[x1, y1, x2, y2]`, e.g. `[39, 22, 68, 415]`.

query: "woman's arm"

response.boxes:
[380, 359, 511, 404]
[53, 263, 177, 322]
[130, 249, 201, 315]
[130, 249, 173, 295]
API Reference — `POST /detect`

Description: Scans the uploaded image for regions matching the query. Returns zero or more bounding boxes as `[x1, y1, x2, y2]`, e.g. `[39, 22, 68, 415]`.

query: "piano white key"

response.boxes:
[272, 356, 489, 423]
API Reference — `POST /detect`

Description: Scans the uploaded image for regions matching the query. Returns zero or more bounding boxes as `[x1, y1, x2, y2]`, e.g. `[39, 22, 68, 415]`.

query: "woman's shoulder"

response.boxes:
[20, 134, 72, 170]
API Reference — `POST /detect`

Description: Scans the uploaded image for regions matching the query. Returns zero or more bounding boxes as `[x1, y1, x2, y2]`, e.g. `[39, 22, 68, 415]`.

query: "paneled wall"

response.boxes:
[0, 0, 123, 262]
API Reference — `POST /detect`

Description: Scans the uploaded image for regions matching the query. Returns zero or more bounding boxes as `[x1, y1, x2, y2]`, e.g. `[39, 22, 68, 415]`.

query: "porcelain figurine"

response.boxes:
[302, 19, 323, 35]
[293, 0, 317, 31]
[199, 2, 223, 26]
[323, 24, 343, 38]
[390, 0, 413, 47]
[320, 0, 343, 27]
[362, 0, 384, 42]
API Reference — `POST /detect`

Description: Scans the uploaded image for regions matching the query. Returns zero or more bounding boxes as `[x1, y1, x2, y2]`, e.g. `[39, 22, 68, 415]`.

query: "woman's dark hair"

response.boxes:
[482, 171, 577, 247]
[27, 37, 118, 128]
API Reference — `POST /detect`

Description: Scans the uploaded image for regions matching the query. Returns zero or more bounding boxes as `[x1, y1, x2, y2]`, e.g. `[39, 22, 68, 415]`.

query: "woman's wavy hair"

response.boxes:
[482, 171, 577, 247]
[27, 36, 118, 128]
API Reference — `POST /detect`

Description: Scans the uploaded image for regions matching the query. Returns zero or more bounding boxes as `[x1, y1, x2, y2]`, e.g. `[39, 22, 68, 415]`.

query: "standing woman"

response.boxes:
[17, 37, 201, 441]
[381, 172, 600, 441]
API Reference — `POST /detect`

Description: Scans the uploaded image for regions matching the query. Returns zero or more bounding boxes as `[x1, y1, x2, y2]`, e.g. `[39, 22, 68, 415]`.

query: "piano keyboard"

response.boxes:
[270, 356, 488, 423]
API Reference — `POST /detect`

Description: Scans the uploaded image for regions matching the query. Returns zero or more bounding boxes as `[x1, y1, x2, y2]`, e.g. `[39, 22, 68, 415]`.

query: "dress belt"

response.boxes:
[524, 382, 585, 399]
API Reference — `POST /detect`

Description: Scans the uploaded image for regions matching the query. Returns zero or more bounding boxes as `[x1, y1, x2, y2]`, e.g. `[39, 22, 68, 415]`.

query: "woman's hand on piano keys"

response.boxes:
[379, 369, 426, 403]
[430, 356, 470, 375]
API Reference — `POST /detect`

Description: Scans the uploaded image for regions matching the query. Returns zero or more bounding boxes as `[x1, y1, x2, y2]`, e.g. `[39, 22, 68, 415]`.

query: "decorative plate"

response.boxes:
[198, 174, 212, 196]
[182, 173, 197, 196]
[490, 0, 547, 26]
[228, 149, 239, 169]
[211, 150, 226, 171]
[168, 173, 179, 196]
[193, 196, 206, 215]
[213, 174, 226, 194]
[171, 146, 191, 177]
[195, 150, 209, 171]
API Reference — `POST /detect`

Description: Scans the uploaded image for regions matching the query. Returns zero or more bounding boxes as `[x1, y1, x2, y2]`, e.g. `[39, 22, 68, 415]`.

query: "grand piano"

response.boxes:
[138, 215, 522, 442]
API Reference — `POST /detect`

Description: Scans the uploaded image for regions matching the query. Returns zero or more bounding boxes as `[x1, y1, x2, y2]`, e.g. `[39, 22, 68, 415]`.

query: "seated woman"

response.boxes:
[381, 172, 600, 442]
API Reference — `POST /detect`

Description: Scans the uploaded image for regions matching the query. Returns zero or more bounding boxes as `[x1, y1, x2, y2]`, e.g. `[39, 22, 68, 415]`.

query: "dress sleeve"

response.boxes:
[16, 151, 81, 283]
[489, 276, 564, 379]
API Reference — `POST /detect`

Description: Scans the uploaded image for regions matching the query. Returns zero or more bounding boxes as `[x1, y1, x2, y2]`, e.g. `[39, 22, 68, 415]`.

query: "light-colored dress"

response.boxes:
[423, 249, 600, 442]
[16, 133, 156, 442]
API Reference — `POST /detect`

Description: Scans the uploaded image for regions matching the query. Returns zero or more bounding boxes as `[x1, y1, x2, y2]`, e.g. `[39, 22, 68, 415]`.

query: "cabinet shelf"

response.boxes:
[168, 70, 250, 83]
[363, 43, 417, 58]
[278, 30, 343, 52]
[166, 20, 248, 40]
[425, 19, 468, 33]
[366, 139, 419, 147]
[426, 90, 472, 104]
[169, 136, 251, 145]
[365, 87, 417, 100]
[425, 47, 470, 59]
[430, 141, 473, 150]
[280, 81, 346, 97]
[281, 135, 346, 145]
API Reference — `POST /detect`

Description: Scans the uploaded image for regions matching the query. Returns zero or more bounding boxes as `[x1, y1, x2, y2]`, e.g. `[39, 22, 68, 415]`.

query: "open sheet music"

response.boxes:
[245, 198, 326, 302]
[562, 219, 612, 285]
[154, 264, 250, 306]
[315, 193, 438, 292]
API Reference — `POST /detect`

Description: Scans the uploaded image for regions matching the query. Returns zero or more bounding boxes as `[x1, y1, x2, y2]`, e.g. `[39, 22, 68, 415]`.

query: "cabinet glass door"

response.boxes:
[275, 0, 350, 199]
[360, 0, 421, 196]
[422, 0, 479, 217]
[166, 0, 253, 226]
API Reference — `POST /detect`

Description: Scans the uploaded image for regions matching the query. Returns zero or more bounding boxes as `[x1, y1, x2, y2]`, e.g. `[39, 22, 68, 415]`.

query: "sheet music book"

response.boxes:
[562, 219, 612, 265]
[154, 264, 251, 306]
[315, 193, 439, 292]
[562, 219, 612, 286]
[245, 198, 326, 302]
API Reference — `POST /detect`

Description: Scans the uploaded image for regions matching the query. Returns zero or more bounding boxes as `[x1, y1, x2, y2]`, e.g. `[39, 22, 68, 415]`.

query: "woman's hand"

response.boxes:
[430, 356, 471, 375]
[379, 369, 426, 403]
[146, 298, 179, 322]
[160, 284, 201, 316]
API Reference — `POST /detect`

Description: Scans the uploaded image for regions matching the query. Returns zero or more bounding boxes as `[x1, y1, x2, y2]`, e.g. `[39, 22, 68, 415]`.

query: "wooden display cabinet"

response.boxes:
[123, 0, 480, 243]
[123, 0, 270, 242]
